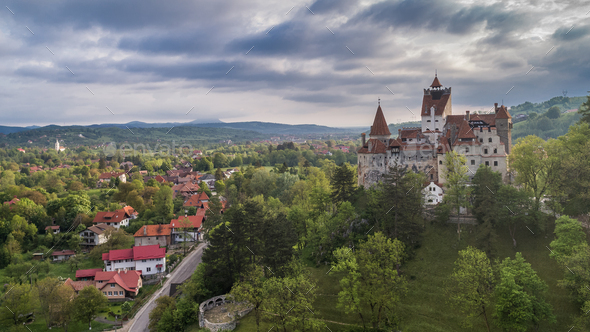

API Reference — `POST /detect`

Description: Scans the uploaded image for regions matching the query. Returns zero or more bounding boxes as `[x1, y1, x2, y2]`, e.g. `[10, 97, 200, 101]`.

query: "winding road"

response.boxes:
[124, 242, 208, 332]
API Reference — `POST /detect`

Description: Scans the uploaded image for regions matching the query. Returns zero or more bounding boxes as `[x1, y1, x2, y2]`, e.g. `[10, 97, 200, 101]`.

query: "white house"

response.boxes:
[52, 249, 76, 261]
[423, 181, 444, 205]
[92, 206, 138, 229]
[102, 244, 166, 276]
[80, 223, 115, 250]
[169, 211, 205, 243]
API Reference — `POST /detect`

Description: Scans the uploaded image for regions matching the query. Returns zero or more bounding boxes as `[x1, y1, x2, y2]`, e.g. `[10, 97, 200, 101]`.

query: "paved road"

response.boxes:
[125, 242, 208, 332]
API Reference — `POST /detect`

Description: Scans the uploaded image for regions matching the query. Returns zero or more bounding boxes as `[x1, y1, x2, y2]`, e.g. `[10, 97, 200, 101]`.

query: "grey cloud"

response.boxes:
[552, 25, 590, 41]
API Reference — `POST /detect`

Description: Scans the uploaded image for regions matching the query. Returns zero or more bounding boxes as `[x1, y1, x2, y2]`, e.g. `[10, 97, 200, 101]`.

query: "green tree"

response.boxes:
[0, 283, 39, 326]
[497, 185, 533, 248]
[262, 274, 319, 332]
[330, 162, 357, 204]
[52, 284, 75, 332]
[442, 151, 471, 240]
[35, 277, 62, 328]
[510, 135, 559, 212]
[333, 232, 407, 329]
[494, 253, 555, 332]
[447, 246, 494, 332]
[545, 105, 561, 119]
[154, 186, 174, 222]
[230, 265, 266, 332]
[149, 295, 176, 332]
[73, 286, 108, 330]
[379, 162, 425, 252]
[578, 93, 590, 123]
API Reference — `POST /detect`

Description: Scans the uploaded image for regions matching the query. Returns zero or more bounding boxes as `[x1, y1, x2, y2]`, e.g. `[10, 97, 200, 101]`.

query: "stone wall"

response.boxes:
[198, 295, 253, 332]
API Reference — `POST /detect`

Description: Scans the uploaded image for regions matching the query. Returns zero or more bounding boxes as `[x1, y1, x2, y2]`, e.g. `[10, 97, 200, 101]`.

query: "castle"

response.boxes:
[357, 75, 512, 188]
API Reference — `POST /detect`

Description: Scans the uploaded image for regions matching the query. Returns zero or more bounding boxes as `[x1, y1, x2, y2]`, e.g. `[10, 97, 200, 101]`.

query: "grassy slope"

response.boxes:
[229, 221, 577, 332]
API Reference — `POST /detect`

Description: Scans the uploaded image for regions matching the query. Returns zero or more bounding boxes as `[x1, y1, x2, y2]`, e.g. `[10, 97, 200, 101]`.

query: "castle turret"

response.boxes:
[495, 104, 512, 154]
[369, 101, 391, 145]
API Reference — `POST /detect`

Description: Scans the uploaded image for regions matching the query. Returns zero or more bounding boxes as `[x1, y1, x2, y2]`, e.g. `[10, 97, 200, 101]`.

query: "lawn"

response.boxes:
[23, 318, 112, 332]
[228, 219, 579, 332]
[97, 302, 126, 322]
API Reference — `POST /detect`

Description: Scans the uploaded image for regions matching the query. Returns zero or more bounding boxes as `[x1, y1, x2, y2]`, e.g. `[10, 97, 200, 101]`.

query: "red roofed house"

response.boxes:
[183, 191, 209, 211]
[65, 269, 143, 299]
[169, 210, 205, 243]
[64, 278, 95, 295]
[17, 148, 25, 153]
[95, 270, 143, 299]
[45, 225, 60, 235]
[3, 196, 20, 206]
[134, 224, 172, 247]
[75, 268, 104, 281]
[52, 249, 76, 262]
[98, 171, 127, 184]
[92, 206, 138, 229]
[102, 244, 166, 276]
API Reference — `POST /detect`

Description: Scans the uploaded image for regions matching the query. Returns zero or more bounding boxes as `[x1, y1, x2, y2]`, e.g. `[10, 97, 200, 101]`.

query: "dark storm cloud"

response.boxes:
[351, 0, 532, 37]
[552, 24, 590, 41]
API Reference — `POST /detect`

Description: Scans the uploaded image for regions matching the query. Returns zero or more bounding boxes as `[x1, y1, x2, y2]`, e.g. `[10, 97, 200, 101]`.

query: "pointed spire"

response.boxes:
[430, 73, 442, 88]
[369, 104, 391, 136]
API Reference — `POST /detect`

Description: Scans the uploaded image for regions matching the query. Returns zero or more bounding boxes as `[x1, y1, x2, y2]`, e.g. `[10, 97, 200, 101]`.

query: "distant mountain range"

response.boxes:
[0, 119, 360, 136]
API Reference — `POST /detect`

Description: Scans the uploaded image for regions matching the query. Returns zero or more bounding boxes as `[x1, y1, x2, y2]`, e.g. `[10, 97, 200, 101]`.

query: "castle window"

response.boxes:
[465, 148, 469, 153]
[435, 120, 439, 122]
[485, 161, 490, 166]
[484, 149, 488, 154]
[471, 160, 475, 165]
[480, 138, 483, 143]
[494, 161, 498, 166]
[439, 160, 442, 165]
[427, 120, 431, 122]
[494, 148, 497, 154]
[430, 174, 433, 180]
[488, 138, 492, 143]
[435, 128, 439, 131]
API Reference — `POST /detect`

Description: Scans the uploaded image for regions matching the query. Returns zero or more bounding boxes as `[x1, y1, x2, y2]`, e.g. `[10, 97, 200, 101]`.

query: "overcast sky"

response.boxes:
[1, 0, 589, 127]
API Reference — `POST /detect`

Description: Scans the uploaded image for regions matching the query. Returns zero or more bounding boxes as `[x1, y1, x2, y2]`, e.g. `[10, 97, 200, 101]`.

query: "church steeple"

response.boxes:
[369, 102, 391, 137]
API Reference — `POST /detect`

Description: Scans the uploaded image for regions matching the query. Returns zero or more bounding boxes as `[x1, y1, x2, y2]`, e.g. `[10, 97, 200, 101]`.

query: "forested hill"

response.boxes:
[509, 95, 587, 141]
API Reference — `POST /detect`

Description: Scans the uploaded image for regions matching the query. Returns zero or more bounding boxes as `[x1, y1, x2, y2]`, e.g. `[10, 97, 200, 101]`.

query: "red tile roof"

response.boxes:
[76, 268, 103, 279]
[45, 226, 60, 230]
[134, 224, 171, 237]
[495, 105, 511, 119]
[357, 138, 388, 154]
[95, 270, 142, 292]
[133, 245, 166, 260]
[421, 93, 451, 117]
[99, 171, 125, 180]
[183, 192, 209, 207]
[64, 278, 94, 292]
[52, 249, 76, 256]
[369, 105, 391, 136]
[92, 207, 135, 224]
[170, 215, 204, 229]
[101, 244, 165, 261]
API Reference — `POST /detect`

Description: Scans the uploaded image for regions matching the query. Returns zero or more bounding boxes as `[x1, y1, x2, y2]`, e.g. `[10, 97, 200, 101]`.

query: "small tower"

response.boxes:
[369, 100, 391, 145]
[55, 139, 60, 152]
[494, 103, 512, 154]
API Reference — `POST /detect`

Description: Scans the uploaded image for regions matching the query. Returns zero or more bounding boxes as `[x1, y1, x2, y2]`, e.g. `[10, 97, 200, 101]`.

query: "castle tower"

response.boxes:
[494, 103, 512, 154]
[55, 139, 60, 152]
[369, 100, 391, 145]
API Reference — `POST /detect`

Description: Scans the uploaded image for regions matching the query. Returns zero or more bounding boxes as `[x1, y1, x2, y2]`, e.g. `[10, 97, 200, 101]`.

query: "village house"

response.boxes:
[134, 224, 172, 247]
[102, 244, 166, 276]
[79, 223, 115, 250]
[422, 182, 444, 205]
[98, 171, 127, 184]
[95, 270, 143, 299]
[170, 210, 205, 243]
[75, 268, 104, 281]
[45, 225, 60, 234]
[52, 249, 76, 261]
[65, 270, 143, 299]
[183, 192, 209, 211]
[92, 206, 138, 229]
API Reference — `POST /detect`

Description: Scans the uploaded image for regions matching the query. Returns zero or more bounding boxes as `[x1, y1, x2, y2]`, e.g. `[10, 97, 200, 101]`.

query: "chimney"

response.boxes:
[465, 111, 470, 121]
[494, 103, 498, 113]
[361, 133, 366, 146]
[143, 226, 147, 236]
